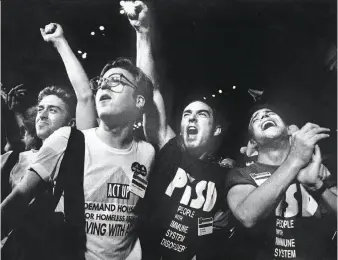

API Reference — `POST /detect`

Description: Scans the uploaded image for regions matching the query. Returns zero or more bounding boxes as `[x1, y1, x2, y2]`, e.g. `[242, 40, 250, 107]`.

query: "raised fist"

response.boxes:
[40, 23, 64, 44]
[120, 1, 150, 34]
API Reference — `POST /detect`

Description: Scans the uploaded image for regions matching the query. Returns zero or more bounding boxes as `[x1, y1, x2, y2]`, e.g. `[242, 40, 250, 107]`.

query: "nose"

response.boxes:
[261, 113, 269, 120]
[99, 78, 110, 90]
[188, 113, 197, 122]
[38, 108, 48, 120]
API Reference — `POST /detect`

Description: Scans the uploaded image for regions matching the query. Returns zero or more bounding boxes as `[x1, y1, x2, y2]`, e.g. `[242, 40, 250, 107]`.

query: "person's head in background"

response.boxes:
[35, 86, 76, 141]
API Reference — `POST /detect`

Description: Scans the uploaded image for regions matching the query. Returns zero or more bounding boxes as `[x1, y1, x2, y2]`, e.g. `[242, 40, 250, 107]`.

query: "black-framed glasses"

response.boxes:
[90, 73, 137, 93]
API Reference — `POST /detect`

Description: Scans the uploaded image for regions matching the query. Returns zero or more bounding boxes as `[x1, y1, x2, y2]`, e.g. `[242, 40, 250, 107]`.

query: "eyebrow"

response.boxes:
[198, 110, 211, 116]
[37, 104, 62, 111]
[183, 109, 211, 115]
[250, 109, 269, 124]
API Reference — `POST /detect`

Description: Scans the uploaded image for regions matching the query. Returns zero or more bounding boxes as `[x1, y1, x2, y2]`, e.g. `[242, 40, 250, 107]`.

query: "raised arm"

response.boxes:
[1, 84, 28, 152]
[227, 123, 330, 228]
[40, 23, 97, 130]
[121, 1, 175, 149]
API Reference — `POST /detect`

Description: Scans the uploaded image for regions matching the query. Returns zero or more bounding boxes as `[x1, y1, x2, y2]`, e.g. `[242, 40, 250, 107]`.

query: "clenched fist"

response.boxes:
[120, 1, 150, 34]
[40, 23, 65, 45]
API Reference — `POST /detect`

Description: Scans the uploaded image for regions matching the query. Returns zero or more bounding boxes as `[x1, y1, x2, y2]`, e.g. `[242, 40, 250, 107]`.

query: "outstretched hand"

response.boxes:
[1, 84, 27, 112]
[40, 23, 65, 44]
[120, 1, 150, 34]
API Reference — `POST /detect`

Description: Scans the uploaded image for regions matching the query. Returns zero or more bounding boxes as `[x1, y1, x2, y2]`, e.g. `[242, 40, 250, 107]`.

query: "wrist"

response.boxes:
[308, 182, 327, 201]
[53, 37, 67, 49]
[285, 156, 304, 172]
[137, 30, 151, 40]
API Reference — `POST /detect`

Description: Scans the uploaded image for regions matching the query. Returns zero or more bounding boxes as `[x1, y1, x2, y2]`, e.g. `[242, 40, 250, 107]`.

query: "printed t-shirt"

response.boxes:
[29, 126, 155, 260]
[138, 137, 229, 260]
[225, 161, 337, 260]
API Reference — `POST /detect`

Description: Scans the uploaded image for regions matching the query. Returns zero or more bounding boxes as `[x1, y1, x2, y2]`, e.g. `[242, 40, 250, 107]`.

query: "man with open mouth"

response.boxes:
[1, 22, 156, 260]
[225, 104, 337, 260]
[119, 2, 235, 260]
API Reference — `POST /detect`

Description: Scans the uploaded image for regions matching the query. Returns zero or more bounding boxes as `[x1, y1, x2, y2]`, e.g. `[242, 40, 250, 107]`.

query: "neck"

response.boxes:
[188, 146, 214, 161]
[257, 139, 290, 166]
[96, 120, 134, 149]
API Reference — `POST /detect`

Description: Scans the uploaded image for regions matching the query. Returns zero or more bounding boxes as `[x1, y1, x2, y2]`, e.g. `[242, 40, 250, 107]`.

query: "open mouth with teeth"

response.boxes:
[187, 126, 198, 136]
[262, 120, 277, 130]
[100, 94, 111, 101]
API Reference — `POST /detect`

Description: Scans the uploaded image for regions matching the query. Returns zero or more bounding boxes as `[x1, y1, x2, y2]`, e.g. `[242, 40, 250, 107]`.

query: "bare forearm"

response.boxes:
[1, 170, 44, 237]
[234, 158, 302, 227]
[54, 38, 97, 129]
[321, 187, 337, 215]
[54, 38, 93, 100]
[136, 32, 157, 86]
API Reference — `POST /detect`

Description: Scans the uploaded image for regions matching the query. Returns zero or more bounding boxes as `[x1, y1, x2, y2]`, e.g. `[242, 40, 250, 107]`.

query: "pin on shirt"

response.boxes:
[130, 162, 148, 198]
[198, 217, 213, 236]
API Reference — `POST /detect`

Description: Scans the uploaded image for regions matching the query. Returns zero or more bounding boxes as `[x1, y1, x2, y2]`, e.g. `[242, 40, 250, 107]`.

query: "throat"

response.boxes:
[96, 122, 134, 149]
[257, 142, 290, 166]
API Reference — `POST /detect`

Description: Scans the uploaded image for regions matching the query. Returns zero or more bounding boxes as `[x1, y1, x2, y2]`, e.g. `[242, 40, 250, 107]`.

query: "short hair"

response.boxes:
[247, 102, 288, 140]
[181, 93, 228, 132]
[100, 58, 154, 110]
[37, 86, 77, 118]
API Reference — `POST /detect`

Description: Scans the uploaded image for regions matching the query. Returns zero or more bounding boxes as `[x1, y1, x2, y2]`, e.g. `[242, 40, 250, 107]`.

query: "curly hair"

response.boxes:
[37, 86, 77, 118]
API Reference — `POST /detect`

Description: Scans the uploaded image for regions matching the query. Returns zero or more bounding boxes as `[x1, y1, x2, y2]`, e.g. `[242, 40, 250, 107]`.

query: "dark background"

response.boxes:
[2, 0, 337, 170]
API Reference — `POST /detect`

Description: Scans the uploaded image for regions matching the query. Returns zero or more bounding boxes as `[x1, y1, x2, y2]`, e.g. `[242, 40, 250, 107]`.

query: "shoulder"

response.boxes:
[44, 126, 72, 145]
[136, 139, 155, 157]
[81, 127, 95, 136]
[225, 166, 257, 193]
[160, 136, 180, 154]
[36, 127, 73, 160]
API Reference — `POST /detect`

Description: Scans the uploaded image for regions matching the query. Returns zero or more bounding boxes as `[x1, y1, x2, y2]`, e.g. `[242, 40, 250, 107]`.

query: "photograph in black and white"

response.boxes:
[1, 0, 337, 259]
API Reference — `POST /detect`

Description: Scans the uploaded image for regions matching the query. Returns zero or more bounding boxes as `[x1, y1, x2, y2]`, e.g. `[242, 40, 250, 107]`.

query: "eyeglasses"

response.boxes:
[90, 73, 137, 93]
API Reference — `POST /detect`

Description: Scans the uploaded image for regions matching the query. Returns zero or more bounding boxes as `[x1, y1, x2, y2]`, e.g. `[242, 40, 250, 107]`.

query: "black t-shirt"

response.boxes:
[225, 162, 337, 260]
[138, 137, 231, 260]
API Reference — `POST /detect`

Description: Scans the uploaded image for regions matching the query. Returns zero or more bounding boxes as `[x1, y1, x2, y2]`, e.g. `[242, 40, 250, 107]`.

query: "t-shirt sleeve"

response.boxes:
[29, 127, 71, 182]
[224, 168, 256, 196]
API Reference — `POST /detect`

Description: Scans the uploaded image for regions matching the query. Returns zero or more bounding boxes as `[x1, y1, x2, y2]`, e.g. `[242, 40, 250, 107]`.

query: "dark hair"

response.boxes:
[37, 86, 77, 118]
[100, 58, 154, 111]
[247, 102, 288, 140]
[181, 93, 228, 132]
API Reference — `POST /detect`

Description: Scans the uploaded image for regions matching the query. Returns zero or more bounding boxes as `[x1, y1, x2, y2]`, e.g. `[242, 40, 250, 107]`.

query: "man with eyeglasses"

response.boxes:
[38, 3, 234, 260]
[1, 23, 156, 260]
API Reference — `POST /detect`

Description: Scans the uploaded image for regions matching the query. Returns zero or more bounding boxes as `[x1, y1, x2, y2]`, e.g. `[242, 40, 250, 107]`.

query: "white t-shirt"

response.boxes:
[29, 126, 155, 260]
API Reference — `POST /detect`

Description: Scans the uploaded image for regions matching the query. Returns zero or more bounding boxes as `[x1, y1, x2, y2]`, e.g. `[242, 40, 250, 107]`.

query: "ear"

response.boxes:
[247, 139, 258, 156]
[135, 95, 145, 109]
[213, 125, 222, 137]
[68, 118, 76, 128]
